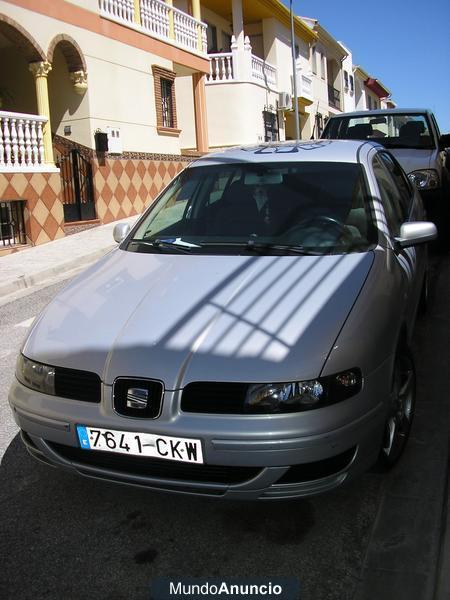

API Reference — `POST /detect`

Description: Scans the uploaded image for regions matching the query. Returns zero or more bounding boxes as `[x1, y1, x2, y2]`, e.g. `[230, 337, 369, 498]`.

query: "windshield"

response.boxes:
[126, 162, 377, 255]
[323, 113, 435, 150]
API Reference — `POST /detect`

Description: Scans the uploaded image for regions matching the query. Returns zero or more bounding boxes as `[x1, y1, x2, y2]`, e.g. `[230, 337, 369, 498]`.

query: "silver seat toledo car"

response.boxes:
[9, 140, 436, 500]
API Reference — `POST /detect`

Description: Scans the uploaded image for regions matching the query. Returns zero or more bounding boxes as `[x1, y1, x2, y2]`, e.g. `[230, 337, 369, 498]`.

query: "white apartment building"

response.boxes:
[354, 66, 391, 112]
[176, 0, 318, 148]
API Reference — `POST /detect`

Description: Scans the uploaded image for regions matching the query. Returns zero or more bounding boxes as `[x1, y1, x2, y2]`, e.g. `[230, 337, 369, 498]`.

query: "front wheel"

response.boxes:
[377, 350, 416, 468]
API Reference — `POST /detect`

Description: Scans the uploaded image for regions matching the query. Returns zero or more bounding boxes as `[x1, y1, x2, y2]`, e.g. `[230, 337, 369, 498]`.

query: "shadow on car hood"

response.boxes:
[23, 248, 374, 387]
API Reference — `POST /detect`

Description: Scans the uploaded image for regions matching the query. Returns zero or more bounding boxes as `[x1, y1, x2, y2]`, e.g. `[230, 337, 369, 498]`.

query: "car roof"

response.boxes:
[190, 139, 381, 167]
[327, 108, 432, 119]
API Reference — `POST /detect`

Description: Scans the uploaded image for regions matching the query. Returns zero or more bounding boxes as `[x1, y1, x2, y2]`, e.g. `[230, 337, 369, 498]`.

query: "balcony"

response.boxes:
[0, 110, 48, 172]
[295, 68, 313, 105]
[98, 0, 207, 55]
[328, 85, 341, 110]
[206, 44, 277, 88]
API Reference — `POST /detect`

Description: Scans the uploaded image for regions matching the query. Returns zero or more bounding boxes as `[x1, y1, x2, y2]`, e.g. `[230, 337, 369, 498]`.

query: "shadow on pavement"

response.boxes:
[0, 432, 382, 600]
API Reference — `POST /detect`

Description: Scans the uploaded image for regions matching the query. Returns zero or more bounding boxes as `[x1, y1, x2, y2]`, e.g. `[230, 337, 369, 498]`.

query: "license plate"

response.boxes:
[76, 425, 204, 464]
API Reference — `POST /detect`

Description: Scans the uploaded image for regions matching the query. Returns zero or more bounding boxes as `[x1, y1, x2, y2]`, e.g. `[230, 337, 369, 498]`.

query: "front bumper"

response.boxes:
[9, 363, 389, 500]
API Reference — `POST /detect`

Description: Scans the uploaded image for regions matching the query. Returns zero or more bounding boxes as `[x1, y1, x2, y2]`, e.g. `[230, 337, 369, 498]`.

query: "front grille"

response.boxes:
[55, 366, 101, 403]
[275, 446, 357, 484]
[48, 442, 262, 485]
[181, 382, 249, 414]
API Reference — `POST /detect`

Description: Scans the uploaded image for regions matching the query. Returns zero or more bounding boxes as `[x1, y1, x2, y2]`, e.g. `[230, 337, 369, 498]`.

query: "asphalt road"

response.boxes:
[0, 255, 449, 600]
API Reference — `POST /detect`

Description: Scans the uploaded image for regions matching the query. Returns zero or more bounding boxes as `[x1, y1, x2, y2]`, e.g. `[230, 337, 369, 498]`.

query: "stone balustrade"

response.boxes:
[0, 111, 48, 172]
[99, 0, 207, 54]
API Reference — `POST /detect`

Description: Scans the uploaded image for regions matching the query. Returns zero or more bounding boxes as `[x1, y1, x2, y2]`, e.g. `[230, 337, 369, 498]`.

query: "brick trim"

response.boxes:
[47, 34, 87, 72]
[0, 12, 46, 62]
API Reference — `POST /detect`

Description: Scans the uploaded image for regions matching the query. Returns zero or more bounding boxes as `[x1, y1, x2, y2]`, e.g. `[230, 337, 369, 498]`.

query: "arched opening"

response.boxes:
[47, 36, 95, 223]
[47, 35, 90, 148]
[0, 14, 45, 112]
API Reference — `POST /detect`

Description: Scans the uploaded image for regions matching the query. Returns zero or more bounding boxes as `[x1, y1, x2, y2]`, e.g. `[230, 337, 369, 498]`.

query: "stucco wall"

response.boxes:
[341, 52, 355, 113]
[176, 76, 196, 150]
[206, 82, 280, 147]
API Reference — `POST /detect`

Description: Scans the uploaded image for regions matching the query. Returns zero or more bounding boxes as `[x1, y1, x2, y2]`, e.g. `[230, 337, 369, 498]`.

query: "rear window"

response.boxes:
[322, 113, 435, 150]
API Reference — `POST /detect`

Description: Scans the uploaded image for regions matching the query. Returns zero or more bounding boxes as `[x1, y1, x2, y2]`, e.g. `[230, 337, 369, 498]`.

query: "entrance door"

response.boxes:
[58, 149, 96, 222]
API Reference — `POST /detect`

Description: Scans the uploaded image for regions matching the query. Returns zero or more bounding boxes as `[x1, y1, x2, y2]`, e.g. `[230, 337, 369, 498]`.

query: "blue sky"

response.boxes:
[284, 0, 450, 132]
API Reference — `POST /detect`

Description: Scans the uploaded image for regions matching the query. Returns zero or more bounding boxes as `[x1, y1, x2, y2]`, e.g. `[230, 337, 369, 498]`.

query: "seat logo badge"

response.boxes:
[126, 387, 149, 409]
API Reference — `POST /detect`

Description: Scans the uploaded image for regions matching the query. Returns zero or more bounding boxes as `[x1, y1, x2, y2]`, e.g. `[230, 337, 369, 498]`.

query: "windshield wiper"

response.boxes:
[193, 241, 320, 255]
[247, 242, 320, 255]
[129, 238, 200, 253]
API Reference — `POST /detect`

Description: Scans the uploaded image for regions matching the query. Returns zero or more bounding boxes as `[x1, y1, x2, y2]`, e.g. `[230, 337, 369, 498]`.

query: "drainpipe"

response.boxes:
[290, 0, 300, 141]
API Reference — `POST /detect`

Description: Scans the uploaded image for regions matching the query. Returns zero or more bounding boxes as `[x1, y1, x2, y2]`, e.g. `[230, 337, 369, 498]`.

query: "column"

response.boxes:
[231, 0, 246, 80]
[29, 61, 54, 165]
[192, 72, 208, 153]
[191, 0, 203, 51]
[165, 0, 174, 39]
[133, 0, 141, 25]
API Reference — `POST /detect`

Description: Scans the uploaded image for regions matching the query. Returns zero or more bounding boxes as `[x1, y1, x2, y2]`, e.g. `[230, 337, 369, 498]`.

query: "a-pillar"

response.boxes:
[192, 72, 208, 153]
[29, 61, 54, 165]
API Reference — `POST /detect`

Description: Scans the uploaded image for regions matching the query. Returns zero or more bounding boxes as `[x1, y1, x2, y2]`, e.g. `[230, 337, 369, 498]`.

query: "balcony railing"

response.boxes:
[206, 52, 277, 87]
[0, 200, 27, 247]
[207, 53, 234, 82]
[251, 55, 277, 87]
[328, 85, 341, 110]
[0, 110, 47, 172]
[99, 0, 207, 54]
[298, 71, 313, 102]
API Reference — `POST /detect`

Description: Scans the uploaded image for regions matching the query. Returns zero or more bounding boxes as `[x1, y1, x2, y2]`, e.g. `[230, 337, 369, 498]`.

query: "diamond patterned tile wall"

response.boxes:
[93, 157, 190, 224]
[0, 172, 64, 246]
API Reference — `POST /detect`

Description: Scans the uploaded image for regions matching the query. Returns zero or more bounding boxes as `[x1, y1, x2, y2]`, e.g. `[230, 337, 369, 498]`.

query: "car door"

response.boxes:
[371, 151, 424, 328]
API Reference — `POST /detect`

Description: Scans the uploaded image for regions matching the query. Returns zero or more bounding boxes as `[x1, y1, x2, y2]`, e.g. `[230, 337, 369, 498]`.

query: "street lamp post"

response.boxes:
[290, 0, 300, 141]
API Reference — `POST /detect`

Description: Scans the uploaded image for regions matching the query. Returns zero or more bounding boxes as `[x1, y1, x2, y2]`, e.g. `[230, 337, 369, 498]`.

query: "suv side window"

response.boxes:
[372, 155, 405, 236]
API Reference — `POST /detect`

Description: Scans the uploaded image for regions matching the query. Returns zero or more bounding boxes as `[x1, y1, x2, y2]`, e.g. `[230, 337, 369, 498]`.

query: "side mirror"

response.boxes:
[395, 221, 437, 248]
[439, 133, 450, 151]
[113, 222, 131, 244]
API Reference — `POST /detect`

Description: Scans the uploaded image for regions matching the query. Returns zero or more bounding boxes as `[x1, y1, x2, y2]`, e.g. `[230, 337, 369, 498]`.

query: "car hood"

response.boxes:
[23, 248, 374, 388]
[388, 148, 436, 174]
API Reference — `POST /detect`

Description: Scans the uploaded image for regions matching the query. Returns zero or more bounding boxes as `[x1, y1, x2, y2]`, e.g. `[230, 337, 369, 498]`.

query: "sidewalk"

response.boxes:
[0, 216, 138, 299]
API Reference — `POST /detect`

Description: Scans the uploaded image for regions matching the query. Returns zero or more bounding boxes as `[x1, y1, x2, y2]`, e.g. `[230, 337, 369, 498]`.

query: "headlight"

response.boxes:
[244, 369, 362, 414]
[16, 354, 55, 395]
[407, 169, 439, 190]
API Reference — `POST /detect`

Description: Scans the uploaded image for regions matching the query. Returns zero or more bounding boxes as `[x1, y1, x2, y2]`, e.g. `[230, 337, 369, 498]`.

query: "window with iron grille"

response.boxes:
[161, 78, 174, 128]
[263, 110, 279, 142]
[349, 74, 354, 93]
[152, 65, 179, 135]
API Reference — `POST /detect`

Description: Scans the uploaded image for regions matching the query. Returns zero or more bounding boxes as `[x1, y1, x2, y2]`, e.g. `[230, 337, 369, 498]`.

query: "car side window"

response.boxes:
[372, 155, 405, 236]
[377, 152, 412, 219]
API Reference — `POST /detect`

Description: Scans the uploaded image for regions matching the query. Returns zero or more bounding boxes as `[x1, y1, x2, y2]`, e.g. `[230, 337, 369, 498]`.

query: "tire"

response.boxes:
[377, 349, 416, 469]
